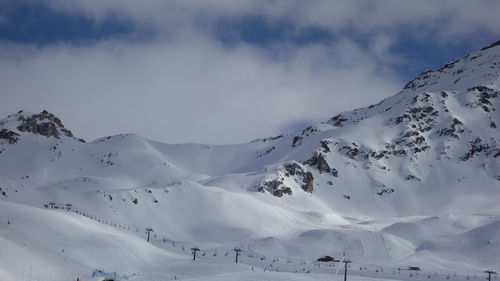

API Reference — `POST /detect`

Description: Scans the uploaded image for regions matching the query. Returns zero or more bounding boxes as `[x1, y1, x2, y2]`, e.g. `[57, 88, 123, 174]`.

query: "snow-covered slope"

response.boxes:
[1, 41, 499, 280]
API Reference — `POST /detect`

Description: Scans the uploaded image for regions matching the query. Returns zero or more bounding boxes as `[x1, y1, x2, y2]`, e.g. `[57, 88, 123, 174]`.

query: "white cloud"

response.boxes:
[0, 36, 400, 144]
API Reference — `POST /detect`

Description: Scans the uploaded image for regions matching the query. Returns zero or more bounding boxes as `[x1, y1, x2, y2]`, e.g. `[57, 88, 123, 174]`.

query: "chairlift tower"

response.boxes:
[485, 271, 497, 281]
[342, 260, 352, 281]
[191, 247, 200, 261]
[234, 248, 242, 263]
[145, 227, 153, 242]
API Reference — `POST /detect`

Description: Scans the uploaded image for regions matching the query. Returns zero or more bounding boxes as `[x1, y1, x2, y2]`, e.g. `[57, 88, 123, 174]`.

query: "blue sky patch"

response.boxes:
[0, 1, 134, 45]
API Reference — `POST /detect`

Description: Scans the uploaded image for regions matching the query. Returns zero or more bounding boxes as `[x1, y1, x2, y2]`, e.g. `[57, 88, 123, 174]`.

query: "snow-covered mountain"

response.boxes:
[1, 41, 499, 281]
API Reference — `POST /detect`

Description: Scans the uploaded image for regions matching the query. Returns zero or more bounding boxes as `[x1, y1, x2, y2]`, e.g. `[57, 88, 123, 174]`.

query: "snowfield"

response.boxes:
[0, 41, 499, 281]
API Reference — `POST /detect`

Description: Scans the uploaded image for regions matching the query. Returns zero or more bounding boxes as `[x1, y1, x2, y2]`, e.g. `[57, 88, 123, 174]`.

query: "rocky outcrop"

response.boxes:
[466, 86, 498, 112]
[283, 162, 315, 193]
[0, 129, 20, 144]
[251, 134, 286, 143]
[376, 187, 395, 196]
[292, 136, 302, 147]
[438, 118, 464, 138]
[460, 137, 498, 161]
[0, 110, 85, 143]
[328, 114, 348, 127]
[258, 161, 315, 196]
[16, 110, 75, 139]
[405, 175, 421, 182]
[303, 152, 331, 174]
[258, 179, 292, 197]
[339, 143, 359, 159]
[301, 171, 314, 193]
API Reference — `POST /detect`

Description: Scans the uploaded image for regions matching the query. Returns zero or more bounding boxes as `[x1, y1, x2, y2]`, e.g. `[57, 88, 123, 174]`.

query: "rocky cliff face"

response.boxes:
[0, 110, 84, 144]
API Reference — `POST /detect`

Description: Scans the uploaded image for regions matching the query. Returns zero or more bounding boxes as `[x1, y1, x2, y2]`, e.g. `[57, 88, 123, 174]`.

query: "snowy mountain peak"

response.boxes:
[0, 110, 84, 144]
[268, 42, 500, 203]
[402, 40, 500, 93]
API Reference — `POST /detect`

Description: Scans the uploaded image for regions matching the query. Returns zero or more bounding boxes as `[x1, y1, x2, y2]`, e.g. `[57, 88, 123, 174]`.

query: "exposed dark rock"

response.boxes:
[258, 179, 281, 193]
[439, 118, 464, 138]
[370, 151, 387, 160]
[283, 162, 303, 176]
[260, 162, 315, 196]
[340, 144, 359, 159]
[393, 114, 411, 125]
[403, 131, 419, 138]
[251, 134, 285, 143]
[376, 188, 394, 196]
[292, 136, 302, 147]
[414, 136, 426, 145]
[258, 178, 292, 197]
[319, 140, 331, 153]
[466, 86, 498, 112]
[0, 129, 20, 144]
[393, 150, 407, 156]
[257, 146, 275, 157]
[301, 172, 314, 193]
[461, 137, 493, 161]
[304, 152, 331, 173]
[283, 162, 315, 193]
[331, 168, 339, 177]
[405, 175, 421, 182]
[300, 126, 320, 137]
[12, 110, 84, 142]
[328, 114, 348, 127]
[468, 86, 492, 93]
[414, 145, 430, 153]
[273, 188, 292, 197]
[404, 70, 433, 90]
[480, 40, 500, 51]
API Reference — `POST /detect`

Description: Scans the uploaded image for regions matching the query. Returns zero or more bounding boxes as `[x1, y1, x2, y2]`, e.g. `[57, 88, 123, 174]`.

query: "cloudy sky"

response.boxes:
[1, 0, 499, 144]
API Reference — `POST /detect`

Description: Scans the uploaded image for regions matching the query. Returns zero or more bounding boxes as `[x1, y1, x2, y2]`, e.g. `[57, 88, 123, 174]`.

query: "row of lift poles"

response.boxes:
[144, 228, 497, 281]
[190, 247, 242, 263]
[192, 247, 352, 281]
[146, 227, 352, 281]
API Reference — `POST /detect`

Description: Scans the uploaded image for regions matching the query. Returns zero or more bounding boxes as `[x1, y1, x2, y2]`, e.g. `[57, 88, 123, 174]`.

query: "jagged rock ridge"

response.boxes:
[0, 110, 84, 143]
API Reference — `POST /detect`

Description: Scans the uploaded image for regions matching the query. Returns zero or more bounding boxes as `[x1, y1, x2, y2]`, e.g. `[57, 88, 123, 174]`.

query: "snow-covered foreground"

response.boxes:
[1, 42, 499, 280]
[1, 199, 497, 281]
